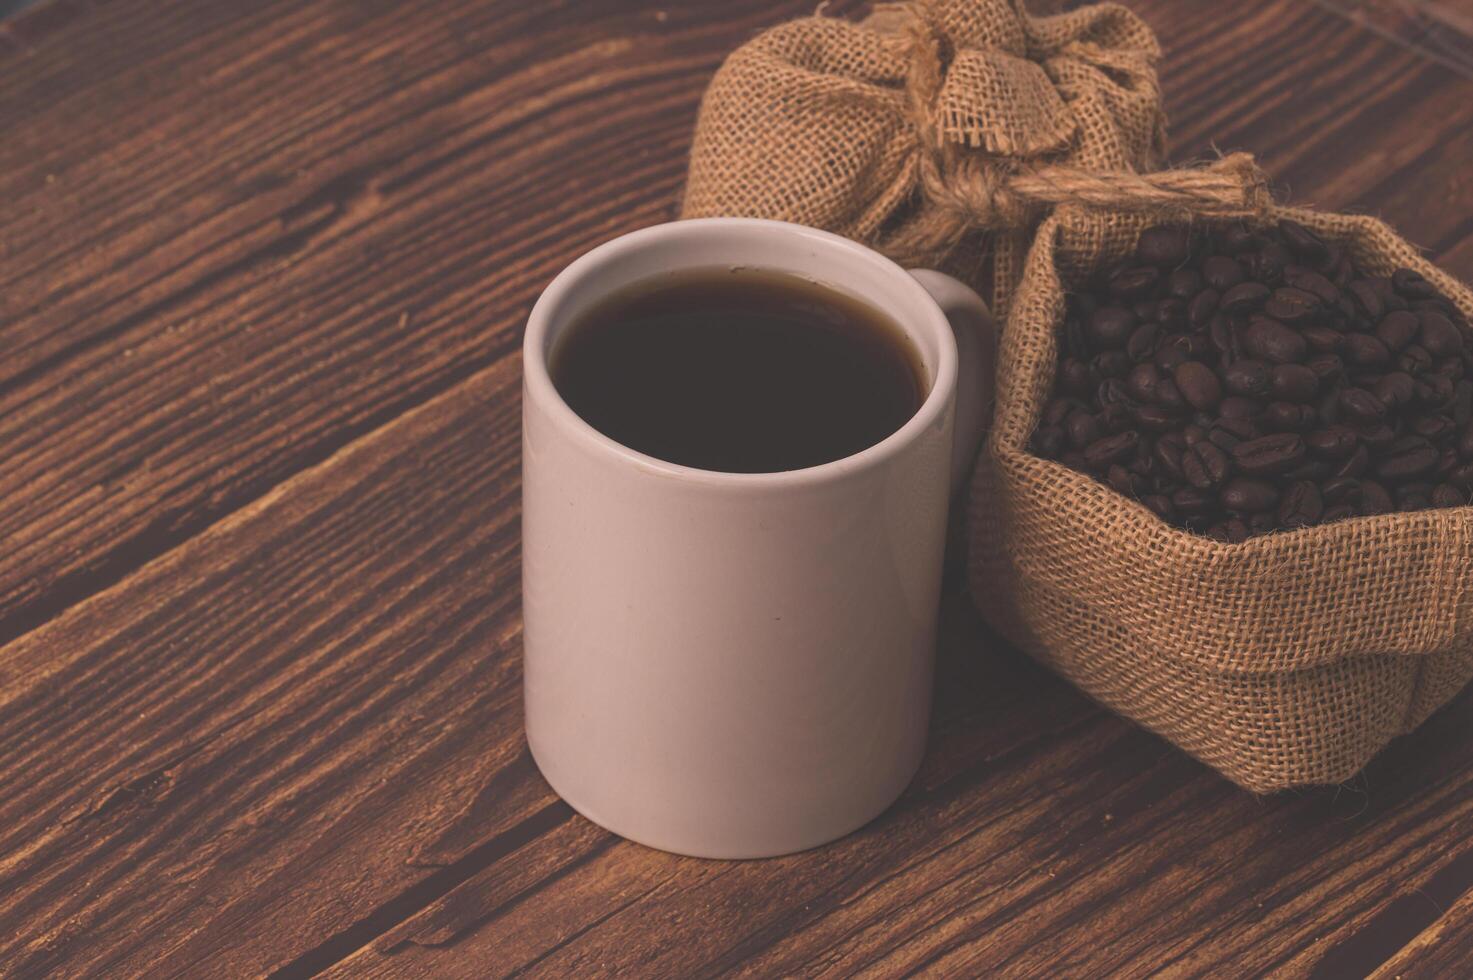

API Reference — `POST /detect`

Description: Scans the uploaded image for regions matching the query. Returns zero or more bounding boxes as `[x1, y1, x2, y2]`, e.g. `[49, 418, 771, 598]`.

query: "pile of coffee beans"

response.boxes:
[1032, 219, 1472, 541]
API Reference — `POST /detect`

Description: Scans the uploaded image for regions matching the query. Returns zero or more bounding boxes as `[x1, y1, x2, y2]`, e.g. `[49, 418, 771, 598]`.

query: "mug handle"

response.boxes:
[908, 269, 996, 496]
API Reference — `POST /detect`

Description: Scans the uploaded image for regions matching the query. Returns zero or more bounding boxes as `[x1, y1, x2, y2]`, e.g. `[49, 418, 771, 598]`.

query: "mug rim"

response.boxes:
[522, 217, 959, 488]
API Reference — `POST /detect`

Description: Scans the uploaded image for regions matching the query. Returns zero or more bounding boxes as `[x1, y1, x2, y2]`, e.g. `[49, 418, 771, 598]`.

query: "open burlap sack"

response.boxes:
[971, 178, 1473, 792]
[681, 0, 1167, 315]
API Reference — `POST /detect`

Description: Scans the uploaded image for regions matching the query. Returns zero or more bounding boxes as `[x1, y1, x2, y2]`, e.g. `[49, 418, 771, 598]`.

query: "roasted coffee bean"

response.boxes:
[1034, 424, 1064, 457]
[1393, 267, 1439, 299]
[1322, 476, 1361, 504]
[1174, 361, 1222, 411]
[1279, 219, 1329, 262]
[1245, 317, 1307, 363]
[1440, 358, 1468, 383]
[1214, 417, 1261, 442]
[1317, 388, 1342, 426]
[1098, 377, 1131, 406]
[1270, 364, 1318, 402]
[1419, 374, 1455, 410]
[1398, 344, 1434, 376]
[1167, 268, 1203, 298]
[1202, 255, 1245, 290]
[1220, 281, 1271, 313]
[1265, 287, 1322, 322]
[1093, 350, 1132, 379]
[1155, 379, 1187, 412]
[1221, 478, 1279, 513]
[1452, 463, 1473, 490]
[1348, 280, 1385, 320]
[1044, 398, 1080, 427]
[1461, 420, 1473, 460]
[1060, 358, 1095, 396]
[1278, 481, 1323, 528]
[1334, 443, 1372, 479]
[1376, 310, 1420, 351]
[1182, 441, 1231, 489]
[1219, 395, 1263, 420]
[1084, 431, 1140, 467]
[1420, 311, 1465, 357]
[1221, 225, 1256, 253]
[1066, 411, 1101, 450]
[1137, 225, 1192, 268]
[1222, 517, 1250, 542]
[1306, 425, 1359, 459]
[1375, 435, 1439, 481]
[1397, 488, 1431, 512]
[1339, 388, 1387, 424]
[1372, 371, 1416, 408]
[1305, 354, 1345, 386]
[1181, 425, 1207, 446]
[1283, 459, 1332, 482]
[1155, 345, 1189, 371]
[1323, 503, 1356, 523]
[1412, 415, 1456, 441]
[1223, 359, 1271, 398]
[1284, 266, 1340, 306]
[1250, 242, 1290, 283]
[1156, 297, 1187, 329]
[1133, 299, 1158, 322]
[1189, 289, 1220, 328]
[1359, 423, 1396, 452]
[1412, 296, 1460, 317]
[1107, 464, 1137, 496]
[1109, 265, 1161, 299]
[1343, 333, 1391, 367]
[1126, 322, 1159, 361]
[1263, 401, 1316, 431]
[1155, 438, 1186, 479]
[1134, 405, 1178, 431]
[1099, 402, 1133, 433]
[1087, 306, 1136, 350]
[1432, 483, 1467, 508]
[1171, 487, 1216, 517]
[1358, 479, 1394, 515]
[1232, 433, 1305, 475]
[1142, 494, 1174, 519]
[1301, 326, 1344, 354]
[1249, 512, 1278, 535]
[1126, 363, 1161, 402]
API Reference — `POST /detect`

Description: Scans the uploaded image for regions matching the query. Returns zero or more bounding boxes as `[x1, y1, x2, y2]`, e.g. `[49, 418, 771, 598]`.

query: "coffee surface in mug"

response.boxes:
[550, 268, 926, 473]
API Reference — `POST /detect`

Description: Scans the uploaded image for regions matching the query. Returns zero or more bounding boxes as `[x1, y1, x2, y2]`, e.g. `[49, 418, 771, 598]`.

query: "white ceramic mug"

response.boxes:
[522, 218, 991, 858]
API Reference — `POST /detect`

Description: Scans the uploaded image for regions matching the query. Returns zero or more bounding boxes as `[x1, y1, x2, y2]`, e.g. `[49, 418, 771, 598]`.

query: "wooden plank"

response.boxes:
[0, 362, 556, 977]
[0, 0, 847, 645]
[1310, 0, 1473, 79]
[1370, 889, 1473, 979]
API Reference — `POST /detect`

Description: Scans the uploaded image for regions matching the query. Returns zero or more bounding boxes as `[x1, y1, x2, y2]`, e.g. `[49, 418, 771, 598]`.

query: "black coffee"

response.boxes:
[551, 268, 925, 473]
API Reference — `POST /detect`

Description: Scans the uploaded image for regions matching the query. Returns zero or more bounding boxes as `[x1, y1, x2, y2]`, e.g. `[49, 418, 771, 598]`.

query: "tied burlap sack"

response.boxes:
[972, 177, 1473, 792]
[681, 0, 1168, 314]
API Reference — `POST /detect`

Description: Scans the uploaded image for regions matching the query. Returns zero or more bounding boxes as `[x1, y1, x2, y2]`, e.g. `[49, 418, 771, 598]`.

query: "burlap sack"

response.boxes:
[973, 192, 1473, 792]
[681, 0, 1167, 314]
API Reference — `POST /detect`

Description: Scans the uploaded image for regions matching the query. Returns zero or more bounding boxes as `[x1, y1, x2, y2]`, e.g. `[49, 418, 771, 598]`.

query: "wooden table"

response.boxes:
[2, 1, 1471, 976]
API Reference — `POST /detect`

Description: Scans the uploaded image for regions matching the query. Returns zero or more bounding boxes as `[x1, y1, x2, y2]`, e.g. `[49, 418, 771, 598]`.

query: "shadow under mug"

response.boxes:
[522, 218, 992, 858]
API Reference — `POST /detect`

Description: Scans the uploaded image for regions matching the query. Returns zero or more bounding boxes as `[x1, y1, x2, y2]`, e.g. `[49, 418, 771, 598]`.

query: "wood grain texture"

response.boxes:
[1314, 0, 1473, 78]
[0, 0, 1471, 976]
